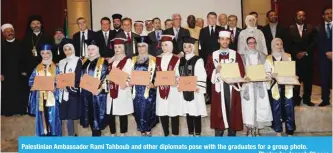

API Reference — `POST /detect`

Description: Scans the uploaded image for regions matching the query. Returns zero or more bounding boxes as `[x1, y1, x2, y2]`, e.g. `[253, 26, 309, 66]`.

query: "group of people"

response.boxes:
[1, 7, 332, 137]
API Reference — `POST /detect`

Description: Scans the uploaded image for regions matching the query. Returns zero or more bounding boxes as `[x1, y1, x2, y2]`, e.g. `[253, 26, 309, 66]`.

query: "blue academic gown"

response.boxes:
[28, 63, 62, 136]
[80, 58, 108, 131]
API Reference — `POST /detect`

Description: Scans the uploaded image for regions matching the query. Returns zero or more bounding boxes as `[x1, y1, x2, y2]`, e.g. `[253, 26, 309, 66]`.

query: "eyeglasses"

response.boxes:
[137, 45, 146, 48]
[247, 42, 257, 45]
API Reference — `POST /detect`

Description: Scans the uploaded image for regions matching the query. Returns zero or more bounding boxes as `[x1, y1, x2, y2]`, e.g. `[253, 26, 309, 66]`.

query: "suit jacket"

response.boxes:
[286, 23, 316, 60]
[163, 27, 191, 55]
[198, 25, 223, 63]
[95, 30, 116, 57]
[115, 31, 140, 58]
[227, 27, 242, 51]
[72, 30, 95, 57]
[148, 30, 164, 56]
[262, 23, 286, 54]
[112, 28, 123, 35]
[315, 24, 332, 58]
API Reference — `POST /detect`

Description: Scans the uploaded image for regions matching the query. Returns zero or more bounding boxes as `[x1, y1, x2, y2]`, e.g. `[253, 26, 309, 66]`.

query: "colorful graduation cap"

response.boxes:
[182, 36, 197, 44]
[112, 13, 122, 20]
[219, 30, 231, 38]
[134, 21, 144, 25]
[40, 44, 52, 51]
[111, 38, 127, 45]
[159, 35, 175, 42]
[134, 36, 152, 44]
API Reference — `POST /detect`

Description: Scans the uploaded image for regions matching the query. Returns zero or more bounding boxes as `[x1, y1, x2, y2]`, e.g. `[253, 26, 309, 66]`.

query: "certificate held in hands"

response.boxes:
[130, 71, 150, 86]
[178, 76, 197, 91]
[274, 61, 300, 85]
[79, 74, 100, 95]
[155, 71, 176, 86]
[220, 63, 246, 84]
[31, 76, 55, 91]
[108, 68, 129, 88]
[245, 65, 270, 82]
[56, 73, 75, 89]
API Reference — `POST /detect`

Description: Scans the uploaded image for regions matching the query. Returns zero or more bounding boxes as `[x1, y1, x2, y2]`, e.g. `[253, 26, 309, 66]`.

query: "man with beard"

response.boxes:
[1, 24, 26, 116]
[22, 15, 53, 110]
[148, 17, 163, 56]
[286, 10, 316, 106]
[52, 28, 72, 63]
[186, 15, 200, 56]
[112, 14, 123, 34]
[262, 10, 286, 54]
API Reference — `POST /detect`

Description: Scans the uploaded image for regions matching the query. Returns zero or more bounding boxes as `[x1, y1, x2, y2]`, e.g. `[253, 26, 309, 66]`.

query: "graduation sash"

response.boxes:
[131, 55, 156, 99]
[266, 54, 293, 100]
[156, 55, 179, 99]
[179, 56, 200, 101]
[108, 57, 128, 99]
[36, 63, 56, 111]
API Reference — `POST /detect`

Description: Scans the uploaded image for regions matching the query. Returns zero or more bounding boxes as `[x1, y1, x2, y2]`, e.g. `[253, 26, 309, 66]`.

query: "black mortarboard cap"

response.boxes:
[134, 36, 152, 44]
[85, 39, 97, 46]
[112, 14, 122, 20]
[182, 36, 197, 44]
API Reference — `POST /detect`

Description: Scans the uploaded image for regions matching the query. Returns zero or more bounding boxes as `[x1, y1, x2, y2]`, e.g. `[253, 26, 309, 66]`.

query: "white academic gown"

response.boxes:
[182, 58, 207, 117]
[156, 54, 184, 117]
[106, 58, 134, 115]
[240, 52, 272, 128]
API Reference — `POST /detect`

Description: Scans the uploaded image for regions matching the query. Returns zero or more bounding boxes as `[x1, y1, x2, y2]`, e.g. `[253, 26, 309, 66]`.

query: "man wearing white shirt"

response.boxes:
[115, 17, 139, 57]
[227, 15, 242, 50]
[148, 17, 164, 56]
[72, 17, 96, 58]
[218, 13, 228, 30]
[96, 17, 115, 58]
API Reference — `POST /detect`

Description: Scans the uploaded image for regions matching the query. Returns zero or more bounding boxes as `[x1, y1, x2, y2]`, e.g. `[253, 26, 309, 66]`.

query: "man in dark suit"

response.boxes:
[262, 10, 286, 54]
[115, 17, 139, 58]
[112, 14, 123, 35]
[96, 17, 115, 58]
[227, 15, 242, 51]
[286, 10, 316, 106]
[163, 13, 190, 57]
[249, 11, 264, 30]
[148, 17, 163, 56]
[72, 17, 95, 58]
[315, 7, 332, 107]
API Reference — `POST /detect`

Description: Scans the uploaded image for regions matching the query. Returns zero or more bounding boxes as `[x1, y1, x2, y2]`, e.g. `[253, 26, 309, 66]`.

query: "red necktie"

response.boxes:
[127, 32, 131, 42]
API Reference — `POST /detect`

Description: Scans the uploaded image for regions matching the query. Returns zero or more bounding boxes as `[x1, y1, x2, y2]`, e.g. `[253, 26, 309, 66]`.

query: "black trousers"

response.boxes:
[294, 58, 313, 104]
[215, 129, 236, 136]
[108, 102, 128, 134]
[160, 116, 179, 136]
[88, 99, 101, 136]
[186, 114, 201, 135]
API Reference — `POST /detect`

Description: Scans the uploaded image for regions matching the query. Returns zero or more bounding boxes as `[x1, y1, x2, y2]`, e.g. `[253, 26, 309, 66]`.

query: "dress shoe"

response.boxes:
[318, 102, 330, 107]
[304, 102, 315, 106]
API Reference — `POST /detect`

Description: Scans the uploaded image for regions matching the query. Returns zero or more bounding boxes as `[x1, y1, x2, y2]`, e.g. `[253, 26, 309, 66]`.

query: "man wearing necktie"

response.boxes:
[315, 7, 332, 107]
[115, 17, 139, 58]
[96, 17, 115, 58]
[72, 17, 96, 58]
[148, 17, 163, 56]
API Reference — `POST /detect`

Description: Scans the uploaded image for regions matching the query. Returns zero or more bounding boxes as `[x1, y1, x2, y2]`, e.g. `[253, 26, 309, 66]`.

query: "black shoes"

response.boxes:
[318, 102, 330, 107]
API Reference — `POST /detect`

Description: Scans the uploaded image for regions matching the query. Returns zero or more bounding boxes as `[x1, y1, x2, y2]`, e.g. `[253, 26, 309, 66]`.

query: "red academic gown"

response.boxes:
[206, 49, 245, 131]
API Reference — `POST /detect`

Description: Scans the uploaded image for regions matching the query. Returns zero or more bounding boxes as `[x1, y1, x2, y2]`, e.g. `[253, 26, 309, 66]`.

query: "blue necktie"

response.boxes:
[156, 31, 160, 40]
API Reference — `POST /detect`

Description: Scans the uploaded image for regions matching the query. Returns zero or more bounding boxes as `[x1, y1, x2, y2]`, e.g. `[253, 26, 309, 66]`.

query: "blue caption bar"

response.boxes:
[19, 137, 332, 153]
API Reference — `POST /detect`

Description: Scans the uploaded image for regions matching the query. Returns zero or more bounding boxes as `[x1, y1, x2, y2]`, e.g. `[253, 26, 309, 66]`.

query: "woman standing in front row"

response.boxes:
[80, 40, 109, 136]
[132, 36, 159, 136]
[58, 42, 82, 136]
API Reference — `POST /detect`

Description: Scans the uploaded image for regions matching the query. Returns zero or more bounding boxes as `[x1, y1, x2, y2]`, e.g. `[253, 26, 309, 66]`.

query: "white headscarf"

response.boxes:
[245, 15, 257, 32]
[41, 50, 53, 65]
[87, 44, 100, 61]
[59, 43, 79, 73]
[184, 43, 195, 60]
[271, 38, 289, 61]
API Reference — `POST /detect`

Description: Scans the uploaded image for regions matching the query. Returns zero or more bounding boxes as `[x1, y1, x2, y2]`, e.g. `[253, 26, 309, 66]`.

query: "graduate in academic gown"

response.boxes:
[1, 23, 26, 116]
[106, 38, 133, 136]
[58, 43, 82, 136]
[155, 35, 184, 136]
[239, 37, 272, 136]
[266, 38, 295, 136]
[80, 41, 109, 136]
[179, 36, 207, 136]
[206, 31, 245, 136]
[28, 44, 62, 136]
[132, 36, 159, 136]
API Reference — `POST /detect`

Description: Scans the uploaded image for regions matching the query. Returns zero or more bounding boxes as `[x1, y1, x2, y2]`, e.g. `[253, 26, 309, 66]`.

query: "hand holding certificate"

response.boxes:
[107, 68, 129, 89]
[80, 74, 100, 95]
[31, 76, 55, 91]
[178, 76, 197, 91]
[274, 61, 300, 85]
[220, 63, 246, 84]
[56, 73, 75, 89]
[155, 71, 176, 86]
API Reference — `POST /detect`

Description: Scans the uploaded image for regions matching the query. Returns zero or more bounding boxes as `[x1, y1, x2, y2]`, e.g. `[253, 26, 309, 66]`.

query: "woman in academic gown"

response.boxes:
[106, 38, 133, 136]
[58, 42, 82, 136]
[156, 35, 184, 136]
[132, 36, 159, 136]
[240, 37, 272, 136]
[179, 36, 207, 136]
[266, 38, 295, 136]
[80, 41, 109, 136]
[238, 15, 268, 55]
[28, 44, 62, 136]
